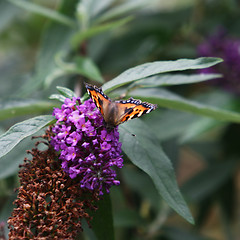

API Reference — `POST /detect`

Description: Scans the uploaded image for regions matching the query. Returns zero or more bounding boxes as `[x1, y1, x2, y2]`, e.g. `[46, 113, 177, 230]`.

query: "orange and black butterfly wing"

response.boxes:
[85, 83, 110, 117]
[114, 98, 157, 126]
[85, 83, 157, 128]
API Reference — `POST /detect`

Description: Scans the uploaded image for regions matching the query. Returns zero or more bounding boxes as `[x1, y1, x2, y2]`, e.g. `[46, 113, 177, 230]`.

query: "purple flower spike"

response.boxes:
[198, 28, 240, 94]
[51, 97, 123, 195]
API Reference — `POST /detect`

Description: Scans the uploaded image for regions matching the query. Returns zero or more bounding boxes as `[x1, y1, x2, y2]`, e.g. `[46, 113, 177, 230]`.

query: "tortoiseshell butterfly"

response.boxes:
[85, 83, 157, 129]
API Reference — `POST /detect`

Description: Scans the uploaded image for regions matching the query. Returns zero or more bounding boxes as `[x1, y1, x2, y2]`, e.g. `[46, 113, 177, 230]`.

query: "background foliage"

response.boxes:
[0, 0, 240, 239]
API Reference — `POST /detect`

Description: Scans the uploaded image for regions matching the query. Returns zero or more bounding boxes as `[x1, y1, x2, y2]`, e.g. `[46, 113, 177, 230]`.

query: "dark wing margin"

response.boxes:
[115, 98, 157, 125]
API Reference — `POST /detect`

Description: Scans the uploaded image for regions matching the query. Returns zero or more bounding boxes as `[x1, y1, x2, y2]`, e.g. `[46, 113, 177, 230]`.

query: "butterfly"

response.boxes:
[85, 83, 157, 129]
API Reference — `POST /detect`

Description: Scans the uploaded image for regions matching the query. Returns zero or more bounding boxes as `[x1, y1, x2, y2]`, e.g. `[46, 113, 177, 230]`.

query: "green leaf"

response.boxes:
[144, 91, 235, 142]
[143, 109, 200, 141]
[18, 0, 78, 96]
[119, 119, 194, 224]
[179, 117, 221, 143]
[52, 54, 104, 83]
[178, 91, 236, 142]
[8, 0, 75, 27]
[129, 73, 221, 88]
[91, 194, 115, 240]
[0, 137, 34, 179]
[0, 115, 54, 159]
[74, 56, 104, 83]
[96, 0, 148, 23]
[129, 88, 240, 123]
[49, 94, 66, 103]
[71, 16, 132, 49]
[0, 0, 19, 33]
[56, 86, 76, 99]
[77, 0, 115, 20]
[102, 57, 223, 92]
[0, 99, 56, 121]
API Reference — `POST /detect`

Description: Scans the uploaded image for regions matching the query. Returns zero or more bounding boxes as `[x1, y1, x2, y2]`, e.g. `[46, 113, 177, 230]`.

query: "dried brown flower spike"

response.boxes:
[8, 129, 99, 240]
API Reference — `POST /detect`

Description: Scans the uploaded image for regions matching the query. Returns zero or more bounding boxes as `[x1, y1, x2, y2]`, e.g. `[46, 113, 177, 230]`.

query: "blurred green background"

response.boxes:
[0, 0, 240, 239]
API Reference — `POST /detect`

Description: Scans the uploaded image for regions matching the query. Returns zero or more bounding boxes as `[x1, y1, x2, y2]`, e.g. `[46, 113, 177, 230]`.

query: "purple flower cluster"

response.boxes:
[51, 97, 123, 195]
[198, 28, 240, 94]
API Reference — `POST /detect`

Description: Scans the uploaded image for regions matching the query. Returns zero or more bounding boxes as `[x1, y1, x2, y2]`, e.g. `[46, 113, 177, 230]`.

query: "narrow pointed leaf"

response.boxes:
[53, 56, 104, 83]
[179, 117, 220, 143]
[56, 86, 76, 99]
[0, 115, 55, 159]
[102, 57, 223, 92]
[71, 16, 132, 48]
[8, 0, 75, 27]
[49, 94, 66, 103]
[119, 119, 194, 224]
[74, 56, 104, 83]
[129, 88, 240, 123]
[96, 0, 148, 23]
[144, 110, 199, 141]
[0, 99, 56, 121]
[78, 0, 115, 19]
[0, 137, 34, 179]
[144, 90, 235, 142]
[129, 73, 221, 88]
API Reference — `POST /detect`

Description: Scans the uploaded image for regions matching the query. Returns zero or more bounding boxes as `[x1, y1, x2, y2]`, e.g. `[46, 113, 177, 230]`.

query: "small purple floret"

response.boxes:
[51, 98, 123, 195]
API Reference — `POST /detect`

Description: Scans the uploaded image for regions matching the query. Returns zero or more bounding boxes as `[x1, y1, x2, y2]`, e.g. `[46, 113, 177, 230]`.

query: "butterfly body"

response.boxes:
[85, 83, 157, 129]
[100, 101, 122, 128]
